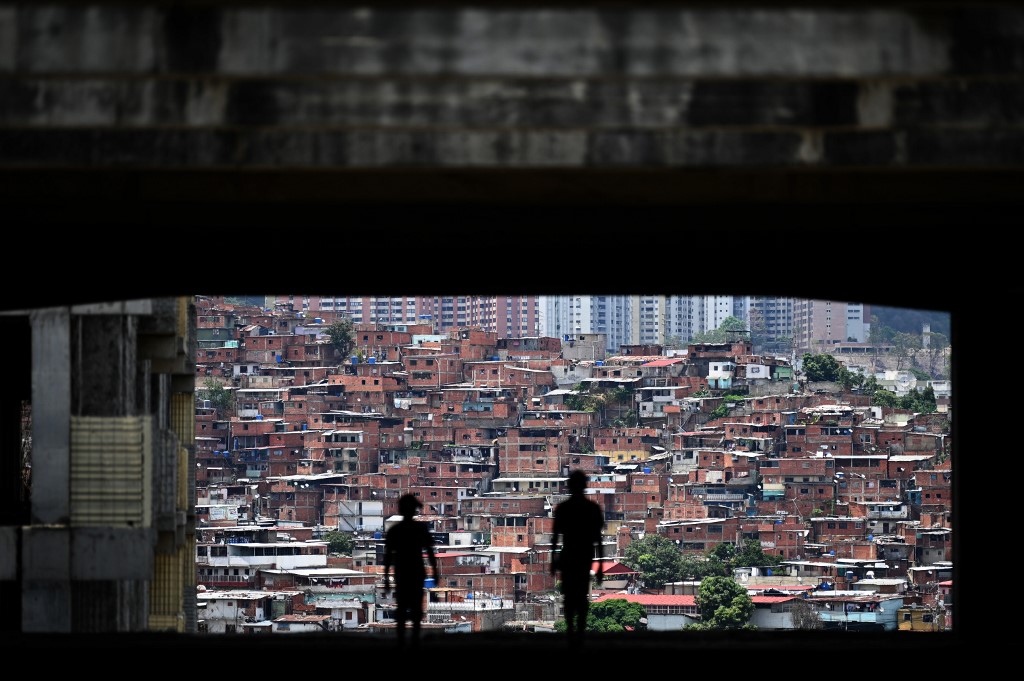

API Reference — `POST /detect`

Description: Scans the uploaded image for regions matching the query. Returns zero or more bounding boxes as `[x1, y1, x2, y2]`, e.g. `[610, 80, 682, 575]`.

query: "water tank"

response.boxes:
[314, 318, 323, 324]
[351, 356, 359, 364]
[368, 357, 376, 364]
[643, 467, 651, 474]
[373, 531, 382, 539]
[491, 356, 500, 361]
[595, 360, 604, 366]
[424, 578, 436, 589]
[255, 414, 263, 420]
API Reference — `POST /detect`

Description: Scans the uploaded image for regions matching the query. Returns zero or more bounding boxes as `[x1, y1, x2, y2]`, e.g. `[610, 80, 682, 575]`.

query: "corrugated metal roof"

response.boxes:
[641, 358, 684, 367]
[592, 594, 696, 606]
[751, 595, 801, 604]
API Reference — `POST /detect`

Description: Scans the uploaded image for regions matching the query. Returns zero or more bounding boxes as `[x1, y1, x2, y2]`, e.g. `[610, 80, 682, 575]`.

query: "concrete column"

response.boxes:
[29, 308, 70, 524]
[24, 307, 72, 631]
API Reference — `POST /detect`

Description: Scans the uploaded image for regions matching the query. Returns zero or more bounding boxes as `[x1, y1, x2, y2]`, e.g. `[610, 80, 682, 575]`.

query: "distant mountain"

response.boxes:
[870, 305, 950, 338]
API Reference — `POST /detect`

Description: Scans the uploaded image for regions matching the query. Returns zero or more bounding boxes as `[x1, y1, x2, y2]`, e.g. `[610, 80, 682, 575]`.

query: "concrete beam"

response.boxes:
[21, 525, 71, 632]
[70, 527, 156, 580]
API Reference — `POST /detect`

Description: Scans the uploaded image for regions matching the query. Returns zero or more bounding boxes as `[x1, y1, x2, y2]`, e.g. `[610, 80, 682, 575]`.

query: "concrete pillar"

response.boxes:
[23, 307, 72, 631]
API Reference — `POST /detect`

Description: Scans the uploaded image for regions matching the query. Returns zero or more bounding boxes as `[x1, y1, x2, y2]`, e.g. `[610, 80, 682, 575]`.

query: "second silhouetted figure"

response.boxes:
[383, 493, 439, 647]
[550, 470, 605, 645]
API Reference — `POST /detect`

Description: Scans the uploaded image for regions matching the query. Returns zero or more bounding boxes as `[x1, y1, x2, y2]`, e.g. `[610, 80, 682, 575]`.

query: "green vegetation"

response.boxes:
[323, 530, 356, 555]
[622, 534, 687, 589]
[555, 598, 648, 633]
[707, 539, 784, 570]
[565, 384, 607, 414]
[690, 316, 749, 344]
[199, 378, 235, 415]
[684, 576, 756, 631]
[326, 317, 356, 358]
[871, 385, 936, 412]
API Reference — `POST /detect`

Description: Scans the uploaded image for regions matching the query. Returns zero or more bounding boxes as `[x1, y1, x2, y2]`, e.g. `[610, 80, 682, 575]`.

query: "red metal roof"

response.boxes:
[592, 559, 639, 575]
[641, 358, 684, 367]
[751, 595, 801, 604]
[592, 594, 696, 606]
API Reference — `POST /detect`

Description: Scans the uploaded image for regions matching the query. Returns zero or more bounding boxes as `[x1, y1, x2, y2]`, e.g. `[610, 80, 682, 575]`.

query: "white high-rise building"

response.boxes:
[539, 295, 632, 351]
[541, 294, 796, 353]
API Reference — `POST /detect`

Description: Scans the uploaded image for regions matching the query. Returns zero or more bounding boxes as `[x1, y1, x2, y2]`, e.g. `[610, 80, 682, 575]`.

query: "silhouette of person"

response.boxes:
[383, 493, 439, 647]
[550, 470, 604, 645]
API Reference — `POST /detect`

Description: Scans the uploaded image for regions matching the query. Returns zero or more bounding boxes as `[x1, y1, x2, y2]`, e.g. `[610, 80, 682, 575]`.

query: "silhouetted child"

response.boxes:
[550, 470, 605, 645]
[383, 493, 439, 647]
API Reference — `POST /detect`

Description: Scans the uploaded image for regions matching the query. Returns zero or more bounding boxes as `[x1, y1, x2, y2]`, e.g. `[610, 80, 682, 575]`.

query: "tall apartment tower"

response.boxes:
[415, 296, 539, 337]
[631, 295, 667, 346]
[539, 295, 633, 352]
[0, 298, 197, 634]
[744, 296, 795, 354]
[792, 299, 869, 353]
[662, 295, 695, 346]
[276, 295, 538, 337]
[701, 295, 744, 334]
[275, 295, 421, 324]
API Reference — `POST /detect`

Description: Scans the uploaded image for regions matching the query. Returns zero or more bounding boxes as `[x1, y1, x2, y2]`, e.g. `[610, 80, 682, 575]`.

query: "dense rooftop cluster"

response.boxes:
[192, 295, 952, 635]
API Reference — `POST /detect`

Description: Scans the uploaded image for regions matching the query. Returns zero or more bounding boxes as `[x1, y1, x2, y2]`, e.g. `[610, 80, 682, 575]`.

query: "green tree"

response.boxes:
[691, 316, 748, 344]
[685, 576, 756, 631]
[868, 315, 895, 371]
[679, 553, 729, 579]
[623, 534, 686, 589]
[891, 331, 920, 371]
[561, 598, 647, 633]
[326, 317, 356, 358]
[200, 378, 235, 415]
[706, 542, 736, 564]
[871, 389, 898, 408]
[924, 331, 950, 379]
[663, 334, 685, 347]
[801, 353, 843, 382]
[837, 365, 864, 391]
[899, 385, 937, 413]
[790, 598, 823, 630]
[733, 539, 783, 569]
[702, 540, 780, 571]
[565, 385, 607, 416]
[323, 530, 356, 555]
